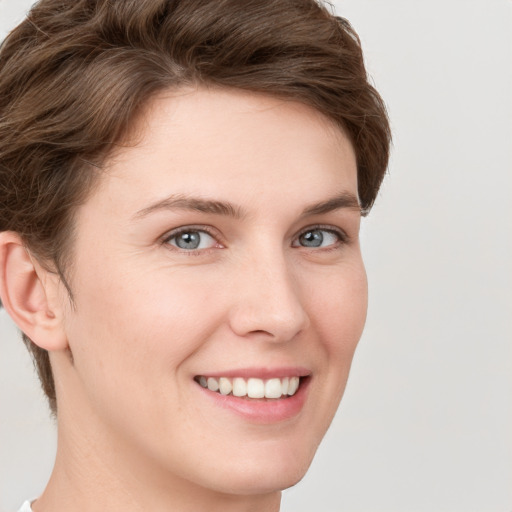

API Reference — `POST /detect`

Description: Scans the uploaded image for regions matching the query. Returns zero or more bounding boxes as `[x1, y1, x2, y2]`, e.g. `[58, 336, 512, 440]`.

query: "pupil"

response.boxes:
[301, 230, 323, 247]
[177, 232, 200, 249]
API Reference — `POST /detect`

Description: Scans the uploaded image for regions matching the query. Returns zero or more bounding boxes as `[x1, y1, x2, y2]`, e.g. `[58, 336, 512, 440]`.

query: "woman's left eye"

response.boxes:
[292, 228, 343, 249]
[165, 229, 218, 251]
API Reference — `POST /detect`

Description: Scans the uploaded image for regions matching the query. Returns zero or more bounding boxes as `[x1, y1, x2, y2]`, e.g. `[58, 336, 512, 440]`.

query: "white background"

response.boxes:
[1, 1, 511, 511]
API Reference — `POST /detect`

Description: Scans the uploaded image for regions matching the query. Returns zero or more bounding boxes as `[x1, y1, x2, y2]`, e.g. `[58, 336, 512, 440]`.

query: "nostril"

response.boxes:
[249, 329, 273, 336]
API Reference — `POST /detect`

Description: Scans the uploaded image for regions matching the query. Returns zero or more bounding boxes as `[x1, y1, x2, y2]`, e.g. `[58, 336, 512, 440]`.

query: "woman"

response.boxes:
[0, 0, 390, 511]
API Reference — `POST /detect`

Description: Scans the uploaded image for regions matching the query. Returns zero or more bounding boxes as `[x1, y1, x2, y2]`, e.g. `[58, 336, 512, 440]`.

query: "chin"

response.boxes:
[213, 469, 309, 496]
[204, 444, 317, 496]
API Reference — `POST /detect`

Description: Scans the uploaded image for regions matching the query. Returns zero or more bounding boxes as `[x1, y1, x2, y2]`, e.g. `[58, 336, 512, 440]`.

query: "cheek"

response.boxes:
[309, 260, 368, 352]
[63, 256, 221, 407]
[305, 260, 368, 416]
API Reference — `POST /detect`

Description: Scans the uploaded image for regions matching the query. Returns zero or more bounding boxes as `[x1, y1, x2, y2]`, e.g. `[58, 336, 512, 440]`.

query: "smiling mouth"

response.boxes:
[194, 375, 304, 399]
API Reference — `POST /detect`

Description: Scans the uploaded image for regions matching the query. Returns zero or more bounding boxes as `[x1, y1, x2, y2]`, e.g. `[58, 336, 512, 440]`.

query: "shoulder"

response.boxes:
[17, 501, 33, 512]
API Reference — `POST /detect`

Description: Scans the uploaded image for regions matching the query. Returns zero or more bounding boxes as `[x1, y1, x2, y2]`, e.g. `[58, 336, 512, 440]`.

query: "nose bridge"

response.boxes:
[229, 245, 310, 341]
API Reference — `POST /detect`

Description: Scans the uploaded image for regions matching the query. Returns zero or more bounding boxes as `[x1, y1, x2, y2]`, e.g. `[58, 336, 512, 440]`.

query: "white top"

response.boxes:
[18, 501, 33, 512]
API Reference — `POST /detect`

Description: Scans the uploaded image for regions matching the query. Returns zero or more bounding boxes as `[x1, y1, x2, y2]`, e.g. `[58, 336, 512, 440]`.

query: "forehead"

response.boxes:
[87, 87, 358, 217]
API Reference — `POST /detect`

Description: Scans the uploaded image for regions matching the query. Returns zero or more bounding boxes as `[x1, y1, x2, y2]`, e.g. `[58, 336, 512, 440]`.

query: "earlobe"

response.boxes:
[0, 231, 68, 351]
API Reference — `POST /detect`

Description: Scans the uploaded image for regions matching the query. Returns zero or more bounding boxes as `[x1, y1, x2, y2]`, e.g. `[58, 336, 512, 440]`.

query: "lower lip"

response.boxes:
[196, 377, 311, 424]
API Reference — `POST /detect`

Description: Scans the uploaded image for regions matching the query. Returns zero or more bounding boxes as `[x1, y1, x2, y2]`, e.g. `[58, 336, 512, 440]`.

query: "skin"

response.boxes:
[7, 88, 368, 512]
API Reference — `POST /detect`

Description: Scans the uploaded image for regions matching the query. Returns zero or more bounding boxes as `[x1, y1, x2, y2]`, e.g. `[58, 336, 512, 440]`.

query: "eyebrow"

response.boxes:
[133, 194, 245, 220]
[132, 191, 361, 220]
[300, 192, 362, 217]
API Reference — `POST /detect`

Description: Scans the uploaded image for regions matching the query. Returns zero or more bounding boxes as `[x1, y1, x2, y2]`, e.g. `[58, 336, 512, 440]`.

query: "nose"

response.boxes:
[228, 250, 310, 343]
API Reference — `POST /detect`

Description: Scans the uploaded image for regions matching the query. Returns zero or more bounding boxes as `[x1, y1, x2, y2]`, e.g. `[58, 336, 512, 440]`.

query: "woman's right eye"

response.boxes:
[165, 229, 219, 251]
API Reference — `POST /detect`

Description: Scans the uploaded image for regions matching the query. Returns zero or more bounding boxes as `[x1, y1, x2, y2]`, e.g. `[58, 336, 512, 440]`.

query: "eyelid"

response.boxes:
[161, 225, 224, 250]
[292, 224, 349, 247]
[160, 223, 349, 252]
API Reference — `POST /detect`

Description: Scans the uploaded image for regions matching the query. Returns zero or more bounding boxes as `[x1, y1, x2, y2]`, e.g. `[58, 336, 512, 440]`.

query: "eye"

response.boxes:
[165, 229, 219, 251]
[293, 228, 344, 248]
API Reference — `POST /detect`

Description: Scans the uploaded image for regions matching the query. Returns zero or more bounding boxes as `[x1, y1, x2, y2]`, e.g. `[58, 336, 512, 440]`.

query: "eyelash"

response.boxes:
[293, 225, 349, 250]
[161, 224, 349, 254]
[162, 225, 222, 254]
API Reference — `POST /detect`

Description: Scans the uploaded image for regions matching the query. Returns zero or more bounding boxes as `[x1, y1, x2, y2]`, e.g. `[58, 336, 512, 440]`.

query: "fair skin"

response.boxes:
[0, 88, 367, 512]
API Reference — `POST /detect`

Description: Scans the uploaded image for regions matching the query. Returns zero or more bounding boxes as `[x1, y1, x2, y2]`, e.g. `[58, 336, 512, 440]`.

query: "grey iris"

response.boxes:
[300, 229, 323, 247]
[176, 231, 201, 249]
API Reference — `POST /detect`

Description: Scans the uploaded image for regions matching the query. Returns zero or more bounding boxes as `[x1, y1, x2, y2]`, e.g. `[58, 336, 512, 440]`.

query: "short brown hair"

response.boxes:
[0, 0, 391, 414]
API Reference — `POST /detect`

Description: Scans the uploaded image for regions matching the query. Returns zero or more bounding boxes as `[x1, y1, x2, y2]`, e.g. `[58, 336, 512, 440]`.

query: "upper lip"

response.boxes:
[195, 367, 311, 379]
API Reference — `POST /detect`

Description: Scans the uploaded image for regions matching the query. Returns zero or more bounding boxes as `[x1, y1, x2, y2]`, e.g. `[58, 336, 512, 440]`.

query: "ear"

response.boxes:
[0, 231, 68, 351]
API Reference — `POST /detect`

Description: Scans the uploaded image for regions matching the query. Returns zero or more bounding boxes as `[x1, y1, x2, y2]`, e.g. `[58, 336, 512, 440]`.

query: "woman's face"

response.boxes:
[56, 88, 367, 496]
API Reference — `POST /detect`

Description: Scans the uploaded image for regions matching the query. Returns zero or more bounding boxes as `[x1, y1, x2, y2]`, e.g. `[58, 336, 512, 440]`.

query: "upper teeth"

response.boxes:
[197, 376, 300, 399]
